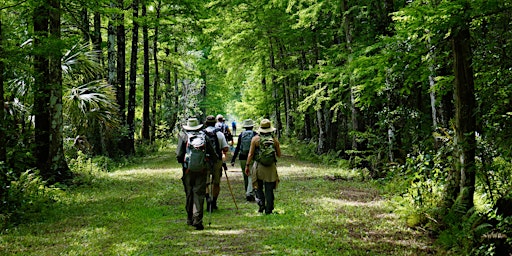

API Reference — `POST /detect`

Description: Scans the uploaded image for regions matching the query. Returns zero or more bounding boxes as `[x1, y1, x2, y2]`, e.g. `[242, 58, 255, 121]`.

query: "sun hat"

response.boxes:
[205, 115, 216, 124]
[182, 118, 203, 131]
[242, 119, 254, 128]
[258, 119, 276, 133]
[216, 114, 224, 122]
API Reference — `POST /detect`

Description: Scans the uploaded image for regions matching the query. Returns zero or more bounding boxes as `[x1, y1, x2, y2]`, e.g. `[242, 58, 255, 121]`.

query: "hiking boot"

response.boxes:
[193, 223, 204, 230]
[212, 197, 218, 210]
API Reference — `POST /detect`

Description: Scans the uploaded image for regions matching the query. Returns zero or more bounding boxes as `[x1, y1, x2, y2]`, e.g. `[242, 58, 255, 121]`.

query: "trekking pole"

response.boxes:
[207, 164, 213, 227]
[223, 164, 239, 211]
[208, 177, 213, 226]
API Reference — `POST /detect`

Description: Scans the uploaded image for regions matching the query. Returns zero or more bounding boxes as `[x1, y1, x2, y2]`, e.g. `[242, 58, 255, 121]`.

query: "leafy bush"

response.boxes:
[67, 151, 110, 186]
[1, 169, 60, 230]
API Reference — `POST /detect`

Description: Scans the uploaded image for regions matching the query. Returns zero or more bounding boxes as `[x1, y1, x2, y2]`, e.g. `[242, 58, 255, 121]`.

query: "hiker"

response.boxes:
[231, 120, 237, 136]
[245, 119, 282, 214]
[176, 117, 218, 230]
[215, 114, 234, 146]
[231, 119, 258, 201]
[204, 115, 229, 211]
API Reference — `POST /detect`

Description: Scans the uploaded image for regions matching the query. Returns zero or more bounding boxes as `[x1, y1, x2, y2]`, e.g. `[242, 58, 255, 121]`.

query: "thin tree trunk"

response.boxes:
[106, 3, 117, 156]
[127, 0, 139, 154]
[117, 0, 130, 155]
[0, 19, 5, 162]
[93, 11, 103, 68]
[141, 1, 150, 141]
[278, 42, 292, 137]
[81, 8, 90, 43]
[312, 29, 327, 153]
[151, 0, 161, 142]
[269, 37, 281, 138]
[48, 0, 70, 181]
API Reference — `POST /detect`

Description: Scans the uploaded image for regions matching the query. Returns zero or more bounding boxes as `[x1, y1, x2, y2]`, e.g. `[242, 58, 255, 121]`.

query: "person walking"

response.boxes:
[204, 115, 229, 211]
[215, 114, 234, 146]
[231, 120, 237, 136]
[231, 119, 258, 201]
[245, 119, 282, 214]
[176, 117, 218, 230]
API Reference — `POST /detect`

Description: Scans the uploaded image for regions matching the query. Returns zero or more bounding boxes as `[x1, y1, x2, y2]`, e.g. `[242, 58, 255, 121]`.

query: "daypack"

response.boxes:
[256, 134, 276, 166]
[216, 122, 233, 142]
[184, 132, 209, 172]
[204, 127, 221, 159]
[240, 130, 255, 156]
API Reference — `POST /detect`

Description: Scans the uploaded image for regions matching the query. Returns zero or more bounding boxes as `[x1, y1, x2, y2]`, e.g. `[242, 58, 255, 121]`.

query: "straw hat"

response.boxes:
[258, 119, 276, 133]
[182, 118, 203, 131]
[242, 119, 254, 128]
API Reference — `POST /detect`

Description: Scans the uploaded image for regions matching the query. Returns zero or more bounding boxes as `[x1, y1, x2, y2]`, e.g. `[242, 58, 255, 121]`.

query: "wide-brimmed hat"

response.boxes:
[258, 119, 276, 133]
[216, 114, 224, 122]
[242, 119, 254, 128]
[182, 118, 203, 131]
[205, 115, 216, 124]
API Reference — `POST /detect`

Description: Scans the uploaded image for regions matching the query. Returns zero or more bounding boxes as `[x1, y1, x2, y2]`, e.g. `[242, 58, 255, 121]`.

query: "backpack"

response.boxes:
[184, 132, 209, 172]
[256, 134, 276, 166]
[240, 130, 254, 156]
[204, 127, 221, 159]
[216, 122, 233, 142]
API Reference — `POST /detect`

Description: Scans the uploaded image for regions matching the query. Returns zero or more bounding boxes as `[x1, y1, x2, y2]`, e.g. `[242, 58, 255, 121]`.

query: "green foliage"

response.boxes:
[67, 151, 107, 187]
[1, 169, 61, 231]
[436, 200, 492, 255]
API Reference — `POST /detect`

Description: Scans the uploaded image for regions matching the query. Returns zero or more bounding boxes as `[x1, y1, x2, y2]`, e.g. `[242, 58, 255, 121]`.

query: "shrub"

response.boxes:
[1, 169, 60, 230]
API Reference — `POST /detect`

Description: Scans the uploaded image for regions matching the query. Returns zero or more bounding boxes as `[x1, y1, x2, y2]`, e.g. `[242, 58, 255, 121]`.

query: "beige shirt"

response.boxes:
[245, 134, 281, 183]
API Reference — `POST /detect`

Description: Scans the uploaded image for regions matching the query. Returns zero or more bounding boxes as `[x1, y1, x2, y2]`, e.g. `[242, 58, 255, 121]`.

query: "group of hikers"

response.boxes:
[176, 115, 282, 230]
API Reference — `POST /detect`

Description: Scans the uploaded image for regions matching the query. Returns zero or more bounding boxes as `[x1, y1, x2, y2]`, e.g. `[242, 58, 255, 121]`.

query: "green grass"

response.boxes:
[0, 149, 435, 255]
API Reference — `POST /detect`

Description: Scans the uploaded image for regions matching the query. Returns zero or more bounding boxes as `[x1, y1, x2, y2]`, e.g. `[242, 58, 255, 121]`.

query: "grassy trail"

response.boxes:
[0, 147, 435, 255]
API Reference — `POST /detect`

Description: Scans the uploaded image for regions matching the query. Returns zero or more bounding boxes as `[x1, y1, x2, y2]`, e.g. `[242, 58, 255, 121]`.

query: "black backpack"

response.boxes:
[203, 127, 221, 159]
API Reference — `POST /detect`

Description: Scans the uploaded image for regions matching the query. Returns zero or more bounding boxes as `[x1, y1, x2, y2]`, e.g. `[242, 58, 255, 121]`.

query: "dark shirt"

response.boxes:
[231, 130, 258, 162]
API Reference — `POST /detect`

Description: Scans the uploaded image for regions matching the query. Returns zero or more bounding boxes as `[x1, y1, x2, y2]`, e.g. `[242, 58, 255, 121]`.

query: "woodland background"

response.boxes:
[1, 0, 512, 254]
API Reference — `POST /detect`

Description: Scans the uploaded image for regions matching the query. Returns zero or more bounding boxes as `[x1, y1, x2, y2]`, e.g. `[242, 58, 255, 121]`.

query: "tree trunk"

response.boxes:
[141, 2, 150, 141]
[116, 0, 130, 155]
[33, 3, 51, 176]
[269, 37, 281, 138]
[48, 0, 70, 181]
[151, 1, 161, 142]
[106, 3, 117, 156]
[0, 19, 5, 162]
[278, 42, 293, 137]
[127, 0, 139, 154]
[93, 11, 103, 68]
[312, 30, 327, 153]
[81, 7, 90, 43]
[451, 22, 476, 210]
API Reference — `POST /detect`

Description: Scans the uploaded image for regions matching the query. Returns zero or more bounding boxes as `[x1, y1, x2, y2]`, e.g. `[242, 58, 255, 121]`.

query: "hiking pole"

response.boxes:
[207, 164, 213, 227]
[223, 164, 239, 211]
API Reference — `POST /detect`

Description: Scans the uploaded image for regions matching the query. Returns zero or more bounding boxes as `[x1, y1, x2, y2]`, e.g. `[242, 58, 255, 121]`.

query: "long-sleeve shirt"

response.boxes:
[231, 130, 259, 162]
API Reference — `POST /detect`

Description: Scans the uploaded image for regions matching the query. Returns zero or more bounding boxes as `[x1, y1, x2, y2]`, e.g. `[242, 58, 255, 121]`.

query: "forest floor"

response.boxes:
[0, 145, 437, 255]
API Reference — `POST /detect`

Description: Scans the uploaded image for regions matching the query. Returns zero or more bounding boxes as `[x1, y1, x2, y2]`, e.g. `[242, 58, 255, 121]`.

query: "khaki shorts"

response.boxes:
[207, 160, 223, 185]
